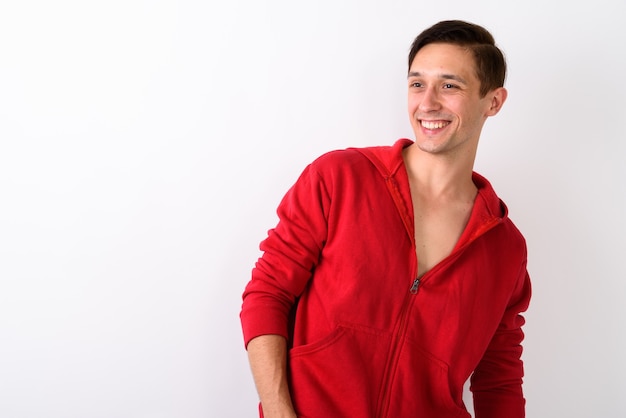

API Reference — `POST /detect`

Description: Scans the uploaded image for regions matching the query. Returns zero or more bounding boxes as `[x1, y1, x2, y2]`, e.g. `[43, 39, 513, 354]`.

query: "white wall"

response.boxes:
[1, 1, 624, 417]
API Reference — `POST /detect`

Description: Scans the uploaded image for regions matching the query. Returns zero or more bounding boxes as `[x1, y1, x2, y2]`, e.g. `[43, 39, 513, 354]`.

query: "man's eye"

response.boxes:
[410, 82, 422, 88]
[443, 83, 456, 89]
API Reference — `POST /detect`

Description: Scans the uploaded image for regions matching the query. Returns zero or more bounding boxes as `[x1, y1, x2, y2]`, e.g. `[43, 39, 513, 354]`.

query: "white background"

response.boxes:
[1, 1, 625, 417]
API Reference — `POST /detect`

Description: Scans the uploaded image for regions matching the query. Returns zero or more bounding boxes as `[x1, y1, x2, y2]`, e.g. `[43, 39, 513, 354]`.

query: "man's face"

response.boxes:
[407, 42, 503, 156]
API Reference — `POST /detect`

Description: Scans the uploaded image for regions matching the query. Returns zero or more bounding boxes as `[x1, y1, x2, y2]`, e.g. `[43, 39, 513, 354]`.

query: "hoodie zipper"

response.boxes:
[359, 148, 506, 416]
[375, 175, 421, 417]
[375, 274, 418, 418]
[376, 233, 498, 417]
[376, 179, 503, 417]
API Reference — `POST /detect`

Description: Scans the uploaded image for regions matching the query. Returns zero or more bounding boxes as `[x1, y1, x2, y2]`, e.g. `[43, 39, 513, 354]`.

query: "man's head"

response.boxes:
[408, 20, 506, 97]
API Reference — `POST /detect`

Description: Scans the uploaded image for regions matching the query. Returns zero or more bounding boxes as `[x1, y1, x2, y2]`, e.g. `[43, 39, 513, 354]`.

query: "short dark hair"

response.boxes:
[408, 20, 506, 97]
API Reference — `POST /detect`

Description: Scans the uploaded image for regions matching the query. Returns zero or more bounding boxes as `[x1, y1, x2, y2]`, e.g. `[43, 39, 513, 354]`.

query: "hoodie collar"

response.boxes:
[355, 139, 506, 217]
[354, 139, 508, 247]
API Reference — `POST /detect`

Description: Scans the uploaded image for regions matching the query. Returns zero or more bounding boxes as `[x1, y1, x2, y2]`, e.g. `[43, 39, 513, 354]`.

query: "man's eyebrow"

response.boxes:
[407, 71, 468, 84]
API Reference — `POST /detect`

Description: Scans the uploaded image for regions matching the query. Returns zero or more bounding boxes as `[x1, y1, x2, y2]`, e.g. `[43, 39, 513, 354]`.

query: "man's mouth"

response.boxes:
[420, 120, 450, 130]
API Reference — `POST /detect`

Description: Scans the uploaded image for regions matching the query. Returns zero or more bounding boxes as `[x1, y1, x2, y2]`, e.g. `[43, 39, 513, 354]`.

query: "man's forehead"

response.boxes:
[409, 44, 477, 78]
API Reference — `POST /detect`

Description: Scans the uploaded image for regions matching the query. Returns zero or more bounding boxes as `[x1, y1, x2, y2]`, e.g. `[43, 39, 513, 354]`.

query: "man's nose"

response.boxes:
[418, 87, 441, 112]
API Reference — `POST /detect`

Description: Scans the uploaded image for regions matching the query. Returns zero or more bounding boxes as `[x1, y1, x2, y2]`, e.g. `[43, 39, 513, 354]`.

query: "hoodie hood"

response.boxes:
[352, 138, 509, 249]
[352, 138, 508, 219]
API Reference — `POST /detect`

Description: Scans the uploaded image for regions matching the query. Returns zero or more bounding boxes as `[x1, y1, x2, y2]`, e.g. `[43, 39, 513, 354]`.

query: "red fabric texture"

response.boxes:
[241, 139, 531, 418]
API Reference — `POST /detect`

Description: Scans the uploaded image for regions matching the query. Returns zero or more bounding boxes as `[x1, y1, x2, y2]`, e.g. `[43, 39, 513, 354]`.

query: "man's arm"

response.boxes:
[242, 162, 331, 417]
[471, 269, 531, 418]
[247, 335, 297, 418]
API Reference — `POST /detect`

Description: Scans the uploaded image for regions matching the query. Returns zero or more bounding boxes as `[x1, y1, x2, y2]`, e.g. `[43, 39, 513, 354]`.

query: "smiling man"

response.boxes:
[241, 20, 531, 418]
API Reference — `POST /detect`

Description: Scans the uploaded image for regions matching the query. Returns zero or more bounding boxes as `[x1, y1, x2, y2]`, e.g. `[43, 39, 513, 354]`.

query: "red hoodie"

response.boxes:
[241, 139, 531, 418]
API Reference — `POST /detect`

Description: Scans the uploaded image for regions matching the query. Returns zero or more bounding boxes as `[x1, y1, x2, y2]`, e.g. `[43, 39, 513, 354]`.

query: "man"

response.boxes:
[240, 20, 531, 418]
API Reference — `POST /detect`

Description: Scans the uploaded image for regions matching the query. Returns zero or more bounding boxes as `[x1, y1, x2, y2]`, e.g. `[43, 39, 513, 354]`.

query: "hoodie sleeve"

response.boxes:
[471, 264, 532, 418]
[240, 163, 330, 348]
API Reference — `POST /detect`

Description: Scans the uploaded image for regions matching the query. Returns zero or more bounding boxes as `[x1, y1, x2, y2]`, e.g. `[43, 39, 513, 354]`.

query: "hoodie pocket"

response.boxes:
[288, 324, 392, 418]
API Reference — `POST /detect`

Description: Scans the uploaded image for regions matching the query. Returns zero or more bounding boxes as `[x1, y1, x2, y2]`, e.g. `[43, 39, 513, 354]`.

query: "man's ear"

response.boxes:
[485, 87, 508, 117]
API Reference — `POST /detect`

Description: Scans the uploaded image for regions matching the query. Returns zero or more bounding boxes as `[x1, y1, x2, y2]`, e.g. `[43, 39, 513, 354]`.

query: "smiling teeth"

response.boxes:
[421, 120, 448, 129]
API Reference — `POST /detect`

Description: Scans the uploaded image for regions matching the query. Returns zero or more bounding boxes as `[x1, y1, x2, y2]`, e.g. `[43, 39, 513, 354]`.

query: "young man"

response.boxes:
[240, 20, 531, 418]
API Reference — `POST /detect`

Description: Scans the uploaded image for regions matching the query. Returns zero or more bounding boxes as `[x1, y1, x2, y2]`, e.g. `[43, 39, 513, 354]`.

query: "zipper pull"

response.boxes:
[410, 277, 420, 294]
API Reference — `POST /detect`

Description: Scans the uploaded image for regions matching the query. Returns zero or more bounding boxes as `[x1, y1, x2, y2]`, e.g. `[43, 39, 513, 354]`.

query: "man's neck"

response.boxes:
[402, 143, 477, 201]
